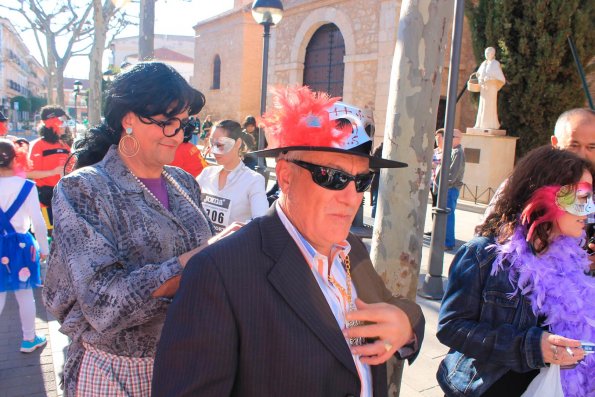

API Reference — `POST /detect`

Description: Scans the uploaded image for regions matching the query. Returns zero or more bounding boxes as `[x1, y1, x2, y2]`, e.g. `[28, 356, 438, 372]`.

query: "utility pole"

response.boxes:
[139, 0, 155, 61]
[369, 0, 455, 394]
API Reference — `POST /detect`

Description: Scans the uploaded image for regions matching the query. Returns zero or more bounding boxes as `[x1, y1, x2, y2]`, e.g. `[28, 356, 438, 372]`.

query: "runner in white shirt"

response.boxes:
[197, 120, 268, 232]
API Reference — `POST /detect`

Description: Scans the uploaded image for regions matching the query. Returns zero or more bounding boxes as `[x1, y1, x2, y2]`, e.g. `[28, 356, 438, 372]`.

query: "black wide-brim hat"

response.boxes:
[250, 86, 407, 169]
[252, 141, 407, 169]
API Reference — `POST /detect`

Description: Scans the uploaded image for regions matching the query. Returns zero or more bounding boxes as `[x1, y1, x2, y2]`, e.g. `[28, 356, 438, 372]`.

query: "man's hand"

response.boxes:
[342, 299, 414, 365]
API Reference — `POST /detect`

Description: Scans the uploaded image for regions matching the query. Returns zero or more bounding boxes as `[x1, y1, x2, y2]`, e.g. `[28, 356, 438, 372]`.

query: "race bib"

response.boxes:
[201, 193, 232, 233]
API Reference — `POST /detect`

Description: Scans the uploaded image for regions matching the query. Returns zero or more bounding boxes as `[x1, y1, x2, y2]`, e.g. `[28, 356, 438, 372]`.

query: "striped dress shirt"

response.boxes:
[276, 203, 372, 397]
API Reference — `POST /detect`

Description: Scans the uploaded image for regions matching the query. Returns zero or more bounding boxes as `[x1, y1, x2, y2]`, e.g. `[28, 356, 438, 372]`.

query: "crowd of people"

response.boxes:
[0, 61, 594, 397]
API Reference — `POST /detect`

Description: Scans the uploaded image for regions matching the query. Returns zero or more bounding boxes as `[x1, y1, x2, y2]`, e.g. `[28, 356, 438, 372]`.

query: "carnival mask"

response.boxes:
[556, 182, 595, 216]
[209, 136, 236, 155]
[43, 117, 67, 134]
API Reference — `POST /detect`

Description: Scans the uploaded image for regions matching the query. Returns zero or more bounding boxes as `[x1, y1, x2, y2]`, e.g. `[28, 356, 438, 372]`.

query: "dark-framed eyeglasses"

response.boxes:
[287, 159, 374, 193]
[138, 116, 188, 137]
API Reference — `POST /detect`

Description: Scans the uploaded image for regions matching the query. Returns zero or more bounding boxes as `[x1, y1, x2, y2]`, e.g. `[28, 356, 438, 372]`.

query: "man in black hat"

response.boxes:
[153, 86, 424, 397]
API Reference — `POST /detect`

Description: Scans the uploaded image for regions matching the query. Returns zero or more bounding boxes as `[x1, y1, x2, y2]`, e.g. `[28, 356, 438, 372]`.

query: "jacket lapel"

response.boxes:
[262, 210, 358, 376]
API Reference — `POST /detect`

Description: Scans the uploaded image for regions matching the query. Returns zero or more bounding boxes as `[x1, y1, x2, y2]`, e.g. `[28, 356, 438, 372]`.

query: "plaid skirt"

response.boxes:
[76, 343, 154, 397]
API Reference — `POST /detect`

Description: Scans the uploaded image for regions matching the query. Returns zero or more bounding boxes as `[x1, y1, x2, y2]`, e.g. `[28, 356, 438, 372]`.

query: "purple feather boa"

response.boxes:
[491, 226, 595, 397]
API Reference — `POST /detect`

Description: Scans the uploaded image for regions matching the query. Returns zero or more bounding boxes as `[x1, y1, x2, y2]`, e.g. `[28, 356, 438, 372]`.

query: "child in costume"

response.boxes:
[0, 139, 49, 353]
[437, 145, 594, 397]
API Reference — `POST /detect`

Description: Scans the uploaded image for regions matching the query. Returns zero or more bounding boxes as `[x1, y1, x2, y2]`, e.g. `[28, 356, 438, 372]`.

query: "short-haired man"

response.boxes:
[153, 86, 425, 397]
[551, 108, 595, 167]
[484, 108, 595, 271]
[552, 108, 595, 272]
[433, 128, 465, 250]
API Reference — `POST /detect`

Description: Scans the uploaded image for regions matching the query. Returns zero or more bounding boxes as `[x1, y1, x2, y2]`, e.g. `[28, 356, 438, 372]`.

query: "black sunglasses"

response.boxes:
[138, 116, 188, 137]
[288, 160, 373, 193]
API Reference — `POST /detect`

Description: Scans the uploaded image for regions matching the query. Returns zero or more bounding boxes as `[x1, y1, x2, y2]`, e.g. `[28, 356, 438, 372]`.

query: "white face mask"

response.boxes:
[556, 182, 595, 216]
[209, 136, 236, 155]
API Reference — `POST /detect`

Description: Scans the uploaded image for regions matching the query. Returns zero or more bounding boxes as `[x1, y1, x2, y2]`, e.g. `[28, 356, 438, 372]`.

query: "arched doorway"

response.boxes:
[303, 24, 345, 97]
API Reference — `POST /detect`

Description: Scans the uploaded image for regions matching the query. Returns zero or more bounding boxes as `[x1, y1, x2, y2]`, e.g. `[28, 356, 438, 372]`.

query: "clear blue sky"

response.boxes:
[13, 0, 234, 79]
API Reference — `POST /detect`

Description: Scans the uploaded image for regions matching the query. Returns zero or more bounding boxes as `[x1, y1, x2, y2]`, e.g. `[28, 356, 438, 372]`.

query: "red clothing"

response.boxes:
[169, 142, 207, 178]
[29, 138, 70, 187]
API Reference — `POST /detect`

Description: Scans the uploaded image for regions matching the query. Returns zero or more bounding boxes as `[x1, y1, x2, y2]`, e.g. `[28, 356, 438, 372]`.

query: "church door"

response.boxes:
[303, 24, 345, 98]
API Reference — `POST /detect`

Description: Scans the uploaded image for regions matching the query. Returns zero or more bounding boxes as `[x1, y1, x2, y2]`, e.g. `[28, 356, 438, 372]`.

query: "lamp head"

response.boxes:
[252, 0, 283, 25]
[73, 80, 83, 93]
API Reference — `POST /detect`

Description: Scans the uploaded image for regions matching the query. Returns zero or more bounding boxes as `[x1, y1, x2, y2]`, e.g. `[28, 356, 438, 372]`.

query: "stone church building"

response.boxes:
[192, 0, 478, 143]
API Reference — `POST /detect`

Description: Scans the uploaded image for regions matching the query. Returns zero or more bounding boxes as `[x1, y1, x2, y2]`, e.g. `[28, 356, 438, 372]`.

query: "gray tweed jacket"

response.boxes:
[43, 146, 214, 396]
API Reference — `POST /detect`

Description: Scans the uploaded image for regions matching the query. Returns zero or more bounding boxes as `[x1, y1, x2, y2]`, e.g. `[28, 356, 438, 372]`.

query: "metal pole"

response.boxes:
[74, 92, 78, 135]
[418, 0, 464, 300]
[255, 22, 271, 172]
[567, 36, 594, 110]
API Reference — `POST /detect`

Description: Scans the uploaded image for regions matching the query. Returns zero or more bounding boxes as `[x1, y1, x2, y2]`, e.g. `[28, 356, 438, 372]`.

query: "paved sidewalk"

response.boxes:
[0, 199, 485, 397]
[0, 288, 59, 397]
[400, 201, 485, 396]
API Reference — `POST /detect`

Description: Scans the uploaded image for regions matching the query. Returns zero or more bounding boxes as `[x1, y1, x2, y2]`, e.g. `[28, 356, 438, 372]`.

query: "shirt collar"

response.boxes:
[275, 202, 351, 275]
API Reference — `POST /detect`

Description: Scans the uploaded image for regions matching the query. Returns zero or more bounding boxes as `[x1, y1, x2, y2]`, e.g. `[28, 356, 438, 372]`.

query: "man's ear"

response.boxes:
[276, 159, 292, 194]
[551, 135, 558, 148]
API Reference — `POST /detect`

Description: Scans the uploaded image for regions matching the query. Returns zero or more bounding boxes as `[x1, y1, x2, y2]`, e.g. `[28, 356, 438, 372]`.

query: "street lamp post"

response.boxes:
[73, 80, 82, 134]
[252, 0, 283, 176]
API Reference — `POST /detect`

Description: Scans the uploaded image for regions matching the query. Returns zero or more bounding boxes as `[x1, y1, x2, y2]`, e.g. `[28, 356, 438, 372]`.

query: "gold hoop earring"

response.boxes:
[119, 127, 140, 157]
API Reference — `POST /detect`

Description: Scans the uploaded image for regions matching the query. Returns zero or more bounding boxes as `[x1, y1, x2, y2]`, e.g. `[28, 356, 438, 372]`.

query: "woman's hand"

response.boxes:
[207, 222, 244, 245]
[541, 332, 585, 367]
[178, 222, 243, 267]
[153, 222, 245, 298]
[178, 243, 209, 268]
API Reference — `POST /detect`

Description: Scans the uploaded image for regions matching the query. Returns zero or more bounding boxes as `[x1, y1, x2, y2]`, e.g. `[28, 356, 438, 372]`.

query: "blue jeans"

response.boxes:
[445, 187, 459, 247]
[190, 134, 198, 146]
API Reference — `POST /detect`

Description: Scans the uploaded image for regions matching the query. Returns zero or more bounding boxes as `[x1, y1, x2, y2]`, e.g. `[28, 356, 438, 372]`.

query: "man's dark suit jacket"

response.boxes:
[152, 209, 425, 397]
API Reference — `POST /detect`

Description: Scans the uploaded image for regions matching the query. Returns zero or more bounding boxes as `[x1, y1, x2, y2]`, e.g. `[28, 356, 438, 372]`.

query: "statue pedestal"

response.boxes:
[466, 127, 507, 136]
[460, 133, 518, 204]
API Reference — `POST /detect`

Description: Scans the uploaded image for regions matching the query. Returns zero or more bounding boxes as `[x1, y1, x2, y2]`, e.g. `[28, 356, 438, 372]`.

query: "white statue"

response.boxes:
[474, 47, 506, 130]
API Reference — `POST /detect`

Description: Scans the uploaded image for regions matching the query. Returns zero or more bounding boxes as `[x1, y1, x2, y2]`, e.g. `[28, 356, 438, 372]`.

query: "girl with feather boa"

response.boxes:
[437, 145, 594, 397]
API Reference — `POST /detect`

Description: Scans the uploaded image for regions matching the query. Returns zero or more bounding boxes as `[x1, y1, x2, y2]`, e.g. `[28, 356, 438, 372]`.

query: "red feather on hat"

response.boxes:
[259, 86, 351, 150]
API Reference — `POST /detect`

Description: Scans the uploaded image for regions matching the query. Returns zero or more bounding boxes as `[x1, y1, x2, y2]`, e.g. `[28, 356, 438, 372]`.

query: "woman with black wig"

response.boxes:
[43, 62, 217, 396]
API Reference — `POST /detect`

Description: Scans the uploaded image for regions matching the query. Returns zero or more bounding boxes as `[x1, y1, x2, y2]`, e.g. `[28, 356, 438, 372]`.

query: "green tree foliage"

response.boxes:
[29, 96, 47, 116]
[466, 0, 595, 155]
[10, 96, 30, 112]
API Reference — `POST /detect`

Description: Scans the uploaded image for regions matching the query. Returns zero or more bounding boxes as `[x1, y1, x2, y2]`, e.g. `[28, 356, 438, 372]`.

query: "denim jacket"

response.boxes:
[436, 236, 545, 396]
